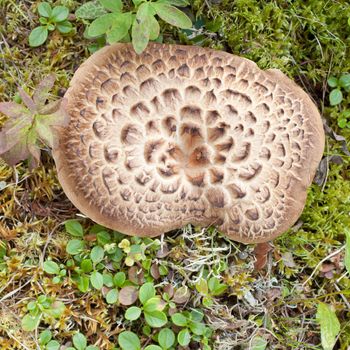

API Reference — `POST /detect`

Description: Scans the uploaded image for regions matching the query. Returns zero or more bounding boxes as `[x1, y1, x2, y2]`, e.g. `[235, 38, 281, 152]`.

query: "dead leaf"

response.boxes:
[119, 286, 138, 305]
[281, 252, 296, 268]
[163, 284, 174, 298]
[172, 286, 191, 304]
[128, 266, 144, 285]
[150, 263, 160, 279]
[254, 242, 273, 270]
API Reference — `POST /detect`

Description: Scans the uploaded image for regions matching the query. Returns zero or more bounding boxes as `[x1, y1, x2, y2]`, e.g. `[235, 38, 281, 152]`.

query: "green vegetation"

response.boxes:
[0, 0, 350, 349]
[76, 0, 192, 53]
[29, 2, 73, 47]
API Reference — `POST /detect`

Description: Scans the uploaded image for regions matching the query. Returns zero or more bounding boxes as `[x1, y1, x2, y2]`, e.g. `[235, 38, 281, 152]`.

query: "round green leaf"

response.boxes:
[91, 246, 104, 264]
[158, 328, 175, 349]
[118, 331, 141, 350]
[177, 328, 191, 346]
[39, 329, 52, 345]
[29, 26, 48, 47]
[339, 74, 350, 89]
[51, 6, 69, 22]
[47, 340, 60, 350]
[143, 297, 164, 313]
[56, 20, 73, 34]
[66, 239, 85, 255]
[65, 220, 83, 237]
[171, 313, 187, 327]
[38, 2, 52, 17]
[144, 346, 162, 350]
[151, 3, 192, 29]
[81, 259, 93, 273]
[139, 282, 155, 304]
[125, 306, 142, 321]
[43, 261, 60, 275]
[22, 313, 41, 331]
[73, 333, 87, 350]
[106, 288, 119, 304]
[113, 271, 126, 287]
[189, 321, 206, 335]
[86, 346, 99, 350]
[144, 310, 167, 328]
[329, 89, 343, 106]
[90, 271, 104, 289]
[327, 76, 338, 88]
[338, 118, 347, 128]
[103, 272, 114, 287]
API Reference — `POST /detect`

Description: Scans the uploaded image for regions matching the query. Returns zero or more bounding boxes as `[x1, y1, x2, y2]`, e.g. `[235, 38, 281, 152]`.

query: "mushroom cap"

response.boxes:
[53, 43, 324, 243]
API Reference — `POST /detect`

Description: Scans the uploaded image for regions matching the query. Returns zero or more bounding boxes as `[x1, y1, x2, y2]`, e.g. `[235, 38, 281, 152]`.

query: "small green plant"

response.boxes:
[39, 330, 99, 350]
[21, 295, 65, 331]
[195, 276, 227, 307]
[327, 74, 350, 128]
[75, 0, 192, 54]
[29, 2, 73, 47]
[316, 303, 340, 350]
[39, 329, 60, 350]
[124, 282, 167, 327]
[327, 74, 350, 106]
[0, 74, 69, 169]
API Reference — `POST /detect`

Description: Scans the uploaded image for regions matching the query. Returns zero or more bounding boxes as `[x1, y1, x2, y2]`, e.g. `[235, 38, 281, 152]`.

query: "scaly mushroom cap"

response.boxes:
[53, 43, 324, 243]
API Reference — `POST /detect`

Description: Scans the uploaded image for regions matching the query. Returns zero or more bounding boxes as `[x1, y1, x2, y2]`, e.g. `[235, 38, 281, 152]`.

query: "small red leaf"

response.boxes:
[119, 286, 138, 305]
[33, 74, 56, 108]
[0, 102, 26, 119]
[18, 88, 36, 112]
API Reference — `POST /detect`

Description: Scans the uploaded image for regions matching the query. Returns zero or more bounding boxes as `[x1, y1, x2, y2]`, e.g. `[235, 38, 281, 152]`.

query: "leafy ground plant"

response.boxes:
[76, 0, 192, 53]
[0, 74, 69, 169]
[29, 2, 73, 47]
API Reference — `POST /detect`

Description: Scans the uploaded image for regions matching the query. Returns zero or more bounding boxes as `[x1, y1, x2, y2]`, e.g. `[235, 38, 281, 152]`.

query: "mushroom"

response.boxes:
[53, 43, 324, 243]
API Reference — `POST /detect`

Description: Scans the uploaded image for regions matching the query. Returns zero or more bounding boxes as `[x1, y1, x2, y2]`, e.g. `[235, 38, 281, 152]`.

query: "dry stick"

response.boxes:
[301, 245, 345, 288]
[0, 279, 32, 302]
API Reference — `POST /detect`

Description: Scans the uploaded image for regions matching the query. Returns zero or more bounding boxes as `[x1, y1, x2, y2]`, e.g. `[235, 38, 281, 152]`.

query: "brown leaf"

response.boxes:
[18, 87, 36, 112]
[254, 242, 273, 270]
[119, 286, 138, 305]
[0, 102, 27, 119]
[172, 286, 190, 304]
[163, 284, 174, 298]
[33, 74, 56, 108]
[150, 263, 160, 279]
[128, 266, 144, 285]
[281, 252, 296, 268]
[157, 243, 170, 258]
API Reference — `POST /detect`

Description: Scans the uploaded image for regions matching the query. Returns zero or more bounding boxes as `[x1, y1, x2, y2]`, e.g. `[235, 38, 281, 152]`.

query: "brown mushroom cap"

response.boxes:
[53, 43, 324, 243]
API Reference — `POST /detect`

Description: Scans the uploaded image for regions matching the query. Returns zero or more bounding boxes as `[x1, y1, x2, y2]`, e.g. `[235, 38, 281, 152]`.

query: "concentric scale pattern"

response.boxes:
[53, 43, 324, 243]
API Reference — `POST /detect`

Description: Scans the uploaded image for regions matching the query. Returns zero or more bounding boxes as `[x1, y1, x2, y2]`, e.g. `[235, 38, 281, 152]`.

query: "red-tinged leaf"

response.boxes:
[27, 132, 41, 169]
[40, 98, 70, 127]
[119, 286, 138, 305]
[0, 120, 32, 154]
[35, 119, 55, 148]
[17, 88, 36, 112]
[0, 102, 27, 119]
[1, 137, 30, 166]
[38, 99, 61, 115]
[33, 74, 56, 108]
